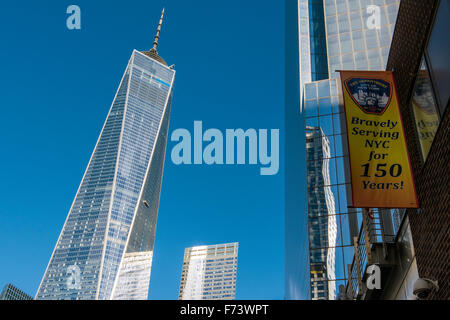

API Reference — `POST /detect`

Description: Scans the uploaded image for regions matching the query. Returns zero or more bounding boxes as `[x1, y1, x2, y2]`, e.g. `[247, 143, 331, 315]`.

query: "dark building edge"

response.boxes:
[386, 0, 449, 300]
[285, 0, 310, 300]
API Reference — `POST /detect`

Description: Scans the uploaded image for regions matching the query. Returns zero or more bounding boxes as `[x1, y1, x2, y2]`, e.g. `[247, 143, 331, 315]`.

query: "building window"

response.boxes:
[410, 56, 440, 162]
[426, 0, 450, 114]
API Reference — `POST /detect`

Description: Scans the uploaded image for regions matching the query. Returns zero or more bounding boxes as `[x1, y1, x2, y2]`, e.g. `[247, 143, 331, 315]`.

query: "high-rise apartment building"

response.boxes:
[178, 243, 238, 300]
[0, 284, 33, 300]
[286, 0, 400, 300]
[36, 10, 175, 300]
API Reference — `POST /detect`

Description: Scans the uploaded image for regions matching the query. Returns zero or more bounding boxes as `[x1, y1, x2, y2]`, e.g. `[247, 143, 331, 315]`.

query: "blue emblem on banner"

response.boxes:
[345, 78, 392, 115]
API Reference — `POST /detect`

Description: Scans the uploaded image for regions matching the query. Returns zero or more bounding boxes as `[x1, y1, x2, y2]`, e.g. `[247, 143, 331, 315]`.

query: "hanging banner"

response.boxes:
[339, 70, 418, 208]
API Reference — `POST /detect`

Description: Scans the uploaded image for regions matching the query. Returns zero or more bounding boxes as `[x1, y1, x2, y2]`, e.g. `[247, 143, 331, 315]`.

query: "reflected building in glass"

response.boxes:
[178, 243, 239, 300]
[286, 0, 400, 300]
[306, 126, 337, 300]
[36, 10, 175, 300]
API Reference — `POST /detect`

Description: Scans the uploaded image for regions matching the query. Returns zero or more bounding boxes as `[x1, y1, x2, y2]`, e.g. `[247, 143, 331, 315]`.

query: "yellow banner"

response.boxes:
[340, 70, 418, 208]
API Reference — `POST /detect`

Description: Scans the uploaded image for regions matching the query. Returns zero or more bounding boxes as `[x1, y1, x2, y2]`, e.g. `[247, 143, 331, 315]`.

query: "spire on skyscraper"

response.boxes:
[152, 8, 164, 51]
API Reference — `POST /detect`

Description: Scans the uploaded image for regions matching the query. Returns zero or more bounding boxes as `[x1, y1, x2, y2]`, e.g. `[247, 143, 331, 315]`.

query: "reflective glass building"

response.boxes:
[178, 243, 239, 300]
[0, 284, 33, 300]
[306, 126, 337, 300]
[286, 0, 400, 300]
[36, 12, 175, 300]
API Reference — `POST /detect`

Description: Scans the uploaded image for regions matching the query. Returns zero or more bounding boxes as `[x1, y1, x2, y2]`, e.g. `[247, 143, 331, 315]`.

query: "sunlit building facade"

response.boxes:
[179, 243, 239, 300]
[36, 11, 175, 300]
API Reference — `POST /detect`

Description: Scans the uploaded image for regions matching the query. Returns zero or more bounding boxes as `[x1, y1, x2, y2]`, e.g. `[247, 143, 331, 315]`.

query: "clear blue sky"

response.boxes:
[0, 0, 285, 299]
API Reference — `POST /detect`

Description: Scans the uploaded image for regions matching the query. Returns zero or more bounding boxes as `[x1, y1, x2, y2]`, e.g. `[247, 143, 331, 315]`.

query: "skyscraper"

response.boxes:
[36, 10, 175, 300]
[286, 0, 400, 300]
[178, 243, 238, 300]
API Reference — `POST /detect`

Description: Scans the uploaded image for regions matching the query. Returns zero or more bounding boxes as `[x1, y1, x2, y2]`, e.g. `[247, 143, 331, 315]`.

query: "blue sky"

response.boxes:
[0, 0, 285, 299]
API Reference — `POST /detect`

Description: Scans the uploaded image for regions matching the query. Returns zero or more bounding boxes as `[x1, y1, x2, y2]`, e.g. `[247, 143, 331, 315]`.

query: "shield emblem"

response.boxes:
[344, 78, 392, 115]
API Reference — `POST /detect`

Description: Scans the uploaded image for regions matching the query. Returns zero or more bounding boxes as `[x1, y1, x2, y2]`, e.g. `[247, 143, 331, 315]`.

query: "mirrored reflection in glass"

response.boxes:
[411, 57, 440, 161]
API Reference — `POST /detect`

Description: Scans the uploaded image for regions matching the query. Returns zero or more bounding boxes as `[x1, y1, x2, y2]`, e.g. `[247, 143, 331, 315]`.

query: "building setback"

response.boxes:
[179, 243, 238, 300]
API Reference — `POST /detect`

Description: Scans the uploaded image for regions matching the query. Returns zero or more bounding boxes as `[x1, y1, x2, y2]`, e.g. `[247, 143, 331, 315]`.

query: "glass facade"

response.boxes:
[304, 79, 354, 300]
[285, 0, 308, 301]
[410, 0, 450, 163]
[36, 50, 175, 300]
[298, 0, 331, 104]
[306, 126, 337, 299]
[299, 0, 314, 103]
[0, 284, 33, 300]
[309, 0, 329, 81]
[179, 243, 239, 300]
[286, 0, 400, 300]
[324, 0, 399, 78]
[425, 0, 450, 115]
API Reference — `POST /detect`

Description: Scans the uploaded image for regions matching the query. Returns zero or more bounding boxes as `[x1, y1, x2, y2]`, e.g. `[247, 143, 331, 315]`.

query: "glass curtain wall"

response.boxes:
[324, 0, 399, 78]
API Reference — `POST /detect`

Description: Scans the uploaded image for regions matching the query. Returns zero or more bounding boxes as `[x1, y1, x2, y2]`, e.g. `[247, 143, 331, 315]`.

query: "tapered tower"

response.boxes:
[36, 9, 175, 300]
